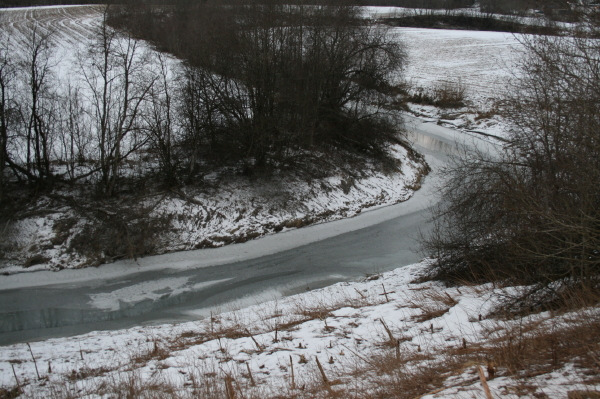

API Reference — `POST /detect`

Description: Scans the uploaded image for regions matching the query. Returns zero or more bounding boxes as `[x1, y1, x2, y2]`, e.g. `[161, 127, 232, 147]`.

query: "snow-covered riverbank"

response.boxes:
[1, 260, 598, 398]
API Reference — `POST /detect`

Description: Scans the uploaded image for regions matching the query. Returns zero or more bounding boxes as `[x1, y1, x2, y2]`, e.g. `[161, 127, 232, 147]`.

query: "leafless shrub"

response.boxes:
[68, 200, 170, 263]
[407, 80, 466, 108]
[431, 81, 466, 108]
[423, 21, 600, 309]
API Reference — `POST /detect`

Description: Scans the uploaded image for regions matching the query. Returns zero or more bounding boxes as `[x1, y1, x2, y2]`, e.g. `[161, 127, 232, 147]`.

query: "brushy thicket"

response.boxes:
[423, 21, 600, 310]
[360, 0, 474, 7]
[406, 81, 466, 108]
[107, 1, 406, 174]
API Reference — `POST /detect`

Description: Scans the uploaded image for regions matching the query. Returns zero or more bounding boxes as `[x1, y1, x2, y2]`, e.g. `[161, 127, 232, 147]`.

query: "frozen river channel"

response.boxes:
[0, 116, 494, 346]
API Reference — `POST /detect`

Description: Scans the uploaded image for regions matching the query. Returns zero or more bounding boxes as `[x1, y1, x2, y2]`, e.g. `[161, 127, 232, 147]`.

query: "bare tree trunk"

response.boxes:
[147, 54, 177, 184]
[23, 25, 55, 181]
[0, 49, 10, 203]
[82, 9, 154, 196]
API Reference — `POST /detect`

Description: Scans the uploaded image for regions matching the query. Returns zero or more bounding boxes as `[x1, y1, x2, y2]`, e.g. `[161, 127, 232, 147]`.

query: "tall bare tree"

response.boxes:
[81, 10, 155, 195]
[0, 41, 16, 203]
[21, 25, 56, 181]
[146, 53, 179, 184]
[57, 83, 89, 180]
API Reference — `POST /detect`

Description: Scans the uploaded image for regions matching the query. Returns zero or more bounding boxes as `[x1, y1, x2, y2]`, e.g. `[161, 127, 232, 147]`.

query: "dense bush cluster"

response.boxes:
[480, 0, 565, 15]
[406, 81, 466, 108]
[108, 1, 405, 169]
[359, 0, 474, 8]
[424, 21, 600, 307]
[384, 11, 562, 35]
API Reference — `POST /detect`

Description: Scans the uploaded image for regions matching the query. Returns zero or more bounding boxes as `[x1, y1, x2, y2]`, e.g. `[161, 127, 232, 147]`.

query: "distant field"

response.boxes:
[0, 5, 101, 48]
[399, 27, 522, 105]
[1, 5, 522, 108]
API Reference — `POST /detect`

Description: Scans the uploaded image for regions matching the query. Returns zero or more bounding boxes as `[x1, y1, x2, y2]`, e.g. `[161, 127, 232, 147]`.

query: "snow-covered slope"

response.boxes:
[1, 260, 598, 398]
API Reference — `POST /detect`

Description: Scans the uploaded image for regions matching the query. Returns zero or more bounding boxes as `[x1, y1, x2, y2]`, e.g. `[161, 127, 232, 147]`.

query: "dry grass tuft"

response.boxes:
[407, 287, 458, 322]
[355, 350, 464, 399]
[480, 311, 600, 380]
[131, 338, 171, 366]
[0, 386, 21, 399]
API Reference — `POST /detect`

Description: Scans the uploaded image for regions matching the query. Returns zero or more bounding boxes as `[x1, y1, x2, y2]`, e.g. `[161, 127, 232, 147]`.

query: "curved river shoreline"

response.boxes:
[0, 115, 498, 346]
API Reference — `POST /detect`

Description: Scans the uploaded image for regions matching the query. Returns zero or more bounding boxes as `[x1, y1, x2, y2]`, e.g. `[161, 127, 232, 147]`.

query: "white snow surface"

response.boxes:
[1, 260, 598, 398]
[400, 27, 522, 105]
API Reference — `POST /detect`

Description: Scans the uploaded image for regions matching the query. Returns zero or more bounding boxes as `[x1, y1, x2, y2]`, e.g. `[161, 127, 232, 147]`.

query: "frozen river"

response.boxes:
[0, 115, 499, 346]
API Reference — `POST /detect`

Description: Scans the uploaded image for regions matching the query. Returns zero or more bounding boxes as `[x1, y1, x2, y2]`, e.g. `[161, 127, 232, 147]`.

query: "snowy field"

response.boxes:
[1, 260, 598, 398]
[0, 5, 524, 108]
[399, 27, 523, 140]
[0, 5, 102, 52]
[400, 27, 522, 105]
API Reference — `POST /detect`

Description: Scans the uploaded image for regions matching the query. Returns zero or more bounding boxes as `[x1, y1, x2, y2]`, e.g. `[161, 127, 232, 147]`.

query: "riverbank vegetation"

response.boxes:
[382, 10, 562, 35]
[424, 16, 600, 312]
[106, 1, 406, 180]
[0, 3, 429, 271]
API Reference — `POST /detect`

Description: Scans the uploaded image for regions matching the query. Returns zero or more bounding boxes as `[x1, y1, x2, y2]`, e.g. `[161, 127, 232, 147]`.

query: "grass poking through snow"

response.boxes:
[1, 261, 599, 398]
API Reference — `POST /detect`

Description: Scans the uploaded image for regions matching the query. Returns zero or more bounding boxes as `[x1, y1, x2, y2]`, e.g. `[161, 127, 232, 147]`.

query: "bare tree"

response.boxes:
[20, 25, 56, 181]
[56, 83, 90, 180]
[146, 53, 179, 184]
[180, 66, 212, 177]
[81, 10, 155, 196]
[0, 41, 16, 203]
